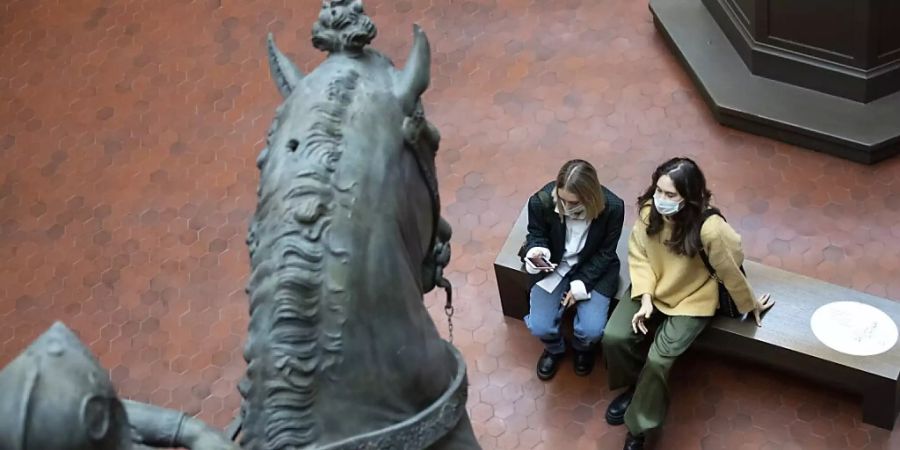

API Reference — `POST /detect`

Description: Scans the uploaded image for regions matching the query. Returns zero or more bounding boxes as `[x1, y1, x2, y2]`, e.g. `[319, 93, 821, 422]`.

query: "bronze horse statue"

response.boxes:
[0, 1, 479, 449]
[236, 0, 479, 448]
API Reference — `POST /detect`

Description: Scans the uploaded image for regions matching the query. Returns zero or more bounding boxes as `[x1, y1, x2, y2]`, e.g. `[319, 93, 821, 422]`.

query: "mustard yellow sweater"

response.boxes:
[628, 206, 757, 316]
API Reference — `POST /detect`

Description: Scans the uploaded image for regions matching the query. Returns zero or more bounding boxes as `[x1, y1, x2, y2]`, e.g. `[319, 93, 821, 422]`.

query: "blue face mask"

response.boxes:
[653, 194, 683, 216]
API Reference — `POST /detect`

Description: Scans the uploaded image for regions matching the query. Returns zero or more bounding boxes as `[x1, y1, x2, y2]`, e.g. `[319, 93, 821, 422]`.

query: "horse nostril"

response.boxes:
[287, 139, 299, 152]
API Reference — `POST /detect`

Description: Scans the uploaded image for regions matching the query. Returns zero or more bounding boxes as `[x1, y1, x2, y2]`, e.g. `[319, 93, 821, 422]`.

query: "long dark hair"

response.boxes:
[637, 157, 718, 257]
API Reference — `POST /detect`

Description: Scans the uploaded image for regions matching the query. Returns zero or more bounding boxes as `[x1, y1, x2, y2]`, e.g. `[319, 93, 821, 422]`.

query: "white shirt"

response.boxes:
[535, 215, 590, 297]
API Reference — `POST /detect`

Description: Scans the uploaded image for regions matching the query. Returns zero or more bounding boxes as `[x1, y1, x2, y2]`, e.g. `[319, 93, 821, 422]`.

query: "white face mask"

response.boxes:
[653, 194, 683, 216]
[564, 204, 585, 217]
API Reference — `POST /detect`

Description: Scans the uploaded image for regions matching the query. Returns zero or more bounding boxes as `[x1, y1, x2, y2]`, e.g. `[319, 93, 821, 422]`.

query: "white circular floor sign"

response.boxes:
[810, 301, 898, 356]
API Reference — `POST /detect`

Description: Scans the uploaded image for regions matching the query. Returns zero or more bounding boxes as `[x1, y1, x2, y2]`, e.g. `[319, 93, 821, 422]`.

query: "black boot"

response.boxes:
[624, 432, 645, 450]
[605, 386, 635, 425]
[536, 350, 564, 381]
[573, 350, 595, 376]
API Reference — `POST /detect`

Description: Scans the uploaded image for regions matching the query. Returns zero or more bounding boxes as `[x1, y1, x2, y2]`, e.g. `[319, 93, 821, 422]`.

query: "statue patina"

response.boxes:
[0, 1, 478, 449]
[0, 322, 237, 450]
[236, 0, 478, 448]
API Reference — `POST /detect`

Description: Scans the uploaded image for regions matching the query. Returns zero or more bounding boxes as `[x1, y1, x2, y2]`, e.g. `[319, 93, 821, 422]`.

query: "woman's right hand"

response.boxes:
[752, 293, 775, 326]
[524, 247, 555, 274]
[632, 294, 654, 334]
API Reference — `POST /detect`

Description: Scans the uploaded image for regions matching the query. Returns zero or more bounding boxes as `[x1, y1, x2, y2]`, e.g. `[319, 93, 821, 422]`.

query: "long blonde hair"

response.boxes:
[556, 159, 605, 220]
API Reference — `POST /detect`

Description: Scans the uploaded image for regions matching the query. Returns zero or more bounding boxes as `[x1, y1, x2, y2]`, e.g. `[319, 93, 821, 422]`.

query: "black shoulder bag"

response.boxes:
[696, 210, 746, 318]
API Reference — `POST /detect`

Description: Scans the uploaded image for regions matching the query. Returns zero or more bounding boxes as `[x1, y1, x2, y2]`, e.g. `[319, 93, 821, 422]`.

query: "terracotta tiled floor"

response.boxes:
[2, 0, 900, 449]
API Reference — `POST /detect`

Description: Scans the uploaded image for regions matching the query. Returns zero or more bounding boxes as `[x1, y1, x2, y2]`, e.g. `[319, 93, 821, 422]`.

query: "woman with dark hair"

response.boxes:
[522, 159, 624, 381]
[602, 157, 774, 450]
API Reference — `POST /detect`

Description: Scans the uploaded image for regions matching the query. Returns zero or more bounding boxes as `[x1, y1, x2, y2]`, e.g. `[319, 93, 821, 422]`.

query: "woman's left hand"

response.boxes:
[561, 292, 575, 309]
[752, 293, 775, 326]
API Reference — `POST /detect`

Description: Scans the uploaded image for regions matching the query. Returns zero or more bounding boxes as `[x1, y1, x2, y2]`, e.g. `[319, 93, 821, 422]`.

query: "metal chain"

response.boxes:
[442, 281, 454, 343]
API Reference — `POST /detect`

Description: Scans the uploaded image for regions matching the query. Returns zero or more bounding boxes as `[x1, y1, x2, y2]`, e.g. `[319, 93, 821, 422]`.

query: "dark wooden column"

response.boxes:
[703, 0, 900, 102]
[651, 0, 900, 164]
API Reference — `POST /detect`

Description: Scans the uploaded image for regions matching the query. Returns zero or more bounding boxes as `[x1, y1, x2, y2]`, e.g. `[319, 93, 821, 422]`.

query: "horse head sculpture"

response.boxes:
[238, 1, 478, 448]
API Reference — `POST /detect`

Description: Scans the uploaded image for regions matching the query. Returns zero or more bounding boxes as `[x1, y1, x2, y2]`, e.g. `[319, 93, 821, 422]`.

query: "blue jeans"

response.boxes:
[524, 280, 610, 354]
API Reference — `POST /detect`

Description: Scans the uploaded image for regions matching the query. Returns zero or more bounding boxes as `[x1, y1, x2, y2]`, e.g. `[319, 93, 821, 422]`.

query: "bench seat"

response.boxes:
[694, 262, 900, 429]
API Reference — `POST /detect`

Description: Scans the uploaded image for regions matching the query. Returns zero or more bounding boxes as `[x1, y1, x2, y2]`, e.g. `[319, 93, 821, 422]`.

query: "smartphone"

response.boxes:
[527, 255, 553, 269]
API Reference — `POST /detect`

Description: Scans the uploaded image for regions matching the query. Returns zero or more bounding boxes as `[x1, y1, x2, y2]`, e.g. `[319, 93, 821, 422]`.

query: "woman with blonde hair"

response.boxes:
[522, 159, 625, 380]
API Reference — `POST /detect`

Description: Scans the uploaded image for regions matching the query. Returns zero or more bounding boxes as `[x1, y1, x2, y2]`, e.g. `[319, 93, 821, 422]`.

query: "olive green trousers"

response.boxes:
[602, 298, 710, 435]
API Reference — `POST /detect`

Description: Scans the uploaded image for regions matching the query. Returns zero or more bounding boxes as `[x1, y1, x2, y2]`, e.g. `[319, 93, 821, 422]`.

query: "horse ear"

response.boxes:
[267, 33, 304, 98]
[395, 24, 431, 115]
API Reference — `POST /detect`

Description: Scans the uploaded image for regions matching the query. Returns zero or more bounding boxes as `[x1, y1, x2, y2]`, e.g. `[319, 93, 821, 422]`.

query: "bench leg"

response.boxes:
[862, 378, 899, 430]
[494, 263, 529, 321]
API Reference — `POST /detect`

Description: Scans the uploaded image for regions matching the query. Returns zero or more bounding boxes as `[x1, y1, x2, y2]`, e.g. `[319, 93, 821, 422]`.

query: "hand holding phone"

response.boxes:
[527, 255, 554, 272]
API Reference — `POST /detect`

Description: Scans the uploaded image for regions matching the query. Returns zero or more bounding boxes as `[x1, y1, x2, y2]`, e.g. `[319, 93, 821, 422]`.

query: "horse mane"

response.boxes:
[241, 70, 360, 449]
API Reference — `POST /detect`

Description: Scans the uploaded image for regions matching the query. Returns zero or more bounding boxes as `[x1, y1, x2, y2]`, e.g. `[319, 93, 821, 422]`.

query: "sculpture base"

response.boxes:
[650, 0, 900, 164]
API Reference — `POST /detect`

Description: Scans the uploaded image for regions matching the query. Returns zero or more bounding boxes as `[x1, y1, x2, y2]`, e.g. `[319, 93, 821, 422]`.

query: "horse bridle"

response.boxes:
[315, 108, 466, 450]
[318, 344, 468, 449]
[402, 105, 455, 343]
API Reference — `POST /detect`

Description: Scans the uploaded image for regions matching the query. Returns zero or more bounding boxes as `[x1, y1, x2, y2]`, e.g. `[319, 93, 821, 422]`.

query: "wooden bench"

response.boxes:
[493, 204, 900, 430]
[693, 265, 900, 429]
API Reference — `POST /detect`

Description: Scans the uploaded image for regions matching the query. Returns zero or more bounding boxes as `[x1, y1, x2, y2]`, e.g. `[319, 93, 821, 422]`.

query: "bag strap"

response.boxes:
[697, 209, 723, 282]
[697, 247, 720, 282]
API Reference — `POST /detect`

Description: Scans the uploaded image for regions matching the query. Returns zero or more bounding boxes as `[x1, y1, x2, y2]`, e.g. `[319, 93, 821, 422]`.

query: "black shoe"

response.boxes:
[624, 432, 645, 450]
[573, 350, 595, 376]
[605, 386, 635, 425]
[536, 350, 564, 381]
